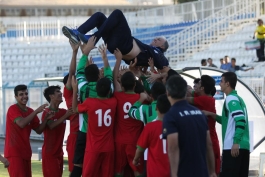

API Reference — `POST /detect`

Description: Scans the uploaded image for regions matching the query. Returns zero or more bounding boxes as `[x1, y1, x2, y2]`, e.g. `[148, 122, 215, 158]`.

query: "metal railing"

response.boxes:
[166, 0, 263, 67]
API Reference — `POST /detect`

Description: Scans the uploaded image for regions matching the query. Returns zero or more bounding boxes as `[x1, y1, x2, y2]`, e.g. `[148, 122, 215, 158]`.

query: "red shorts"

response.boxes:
[42, 156, 64, 177]
[82, 151, 114, 177]
[66, 133, 78, 172]
[115, 143, 144, 174]
[7, 157, 31, 177]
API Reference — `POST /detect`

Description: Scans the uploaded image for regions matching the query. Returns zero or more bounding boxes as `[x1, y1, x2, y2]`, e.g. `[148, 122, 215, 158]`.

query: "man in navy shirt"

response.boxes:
[62, 9, 169, 71]
[162, 75, 216, 177]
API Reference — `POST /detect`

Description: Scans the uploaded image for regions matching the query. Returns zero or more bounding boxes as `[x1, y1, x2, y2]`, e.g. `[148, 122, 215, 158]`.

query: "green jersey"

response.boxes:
[76, 54, 113, 133]
[128, 100, 157, 125]
[216, 90, 250, 150]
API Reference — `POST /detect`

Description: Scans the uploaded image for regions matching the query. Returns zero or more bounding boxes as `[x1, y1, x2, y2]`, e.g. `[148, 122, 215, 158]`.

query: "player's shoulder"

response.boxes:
[226, 94, 240, 103]
[8, 104, 18, 110]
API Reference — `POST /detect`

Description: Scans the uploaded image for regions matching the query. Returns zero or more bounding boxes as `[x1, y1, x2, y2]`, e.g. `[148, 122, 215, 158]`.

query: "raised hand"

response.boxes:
[98, 44, 108, 60]
[81, 36, 97, 56]
[69, 40, 80, 52]
[71, 75, 78, 92]
[114, 48, 123, 60]
[146, 72, 160, 83]
[85, 56, 94, 67]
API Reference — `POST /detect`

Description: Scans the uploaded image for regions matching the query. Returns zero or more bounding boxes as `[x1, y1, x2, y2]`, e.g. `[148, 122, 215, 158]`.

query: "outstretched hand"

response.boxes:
[114, 48, 123, 60]
[98, 44, 108, 60]
[146, 72, 161, 83]
[81, 36, 97, 56]
[69, 40, 80, 52]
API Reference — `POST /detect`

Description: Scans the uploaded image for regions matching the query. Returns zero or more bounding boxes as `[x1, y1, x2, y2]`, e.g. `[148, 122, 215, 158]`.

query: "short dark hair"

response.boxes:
[166, 69, 179, 81]
[200, 75, 216, 95]
[208, 58, 212, 61]
[63, 74, 69, 85]
[14, 84, 27, 96]
[43, 85, 61, 103]
[221, 72, 237, 89]
[121, 71, 136, 91]
[231, 58, 236, 62]
[151, 82, 166, 100]
[220, 58, 223, 61]
[156, 94, 171, 114]
[96, 78, 111, 97]
[84, 64, 99, 82]
[166, 76, 187, 99]
[258, 19, 263, 23]
[134, 80, 145, 94]
[201, 59, 206, 65]
[163, 40, 169, 52]
[193, 78, 201, 84]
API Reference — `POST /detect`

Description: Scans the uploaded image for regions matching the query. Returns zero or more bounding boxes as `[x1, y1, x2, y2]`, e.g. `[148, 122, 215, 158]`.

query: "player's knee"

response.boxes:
[112, 9, 123, 16]
[94, 11, 105, 17]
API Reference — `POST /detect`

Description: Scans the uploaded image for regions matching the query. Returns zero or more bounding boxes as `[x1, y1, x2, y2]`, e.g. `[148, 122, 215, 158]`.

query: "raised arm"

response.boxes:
[99, 44, 110, 68]
[113, 48, 123, 91]
[71, 76, 78, 113]
[99, 44, 114, 96]
[15, 104, 48, 128]
[66, 41, 79, 89]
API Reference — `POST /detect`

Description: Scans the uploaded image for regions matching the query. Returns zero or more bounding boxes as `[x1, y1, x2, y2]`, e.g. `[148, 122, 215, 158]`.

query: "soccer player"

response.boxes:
[129, 81, 166, 125]
[63, 40, 80, 173]
[113, 48, 144, 176]
[133, 94, 171, 177]
[42, 86, 73, 177]
[186, 75, 221, 175]
[203, 72, 250, 177]
[4, 84, 52, 177]
[0, 154, 9, 168]
[70, 38, 113, 177]
[162, 76, 216, 177]
[72, 77, 117, 177]
[62, 9, 169, 71]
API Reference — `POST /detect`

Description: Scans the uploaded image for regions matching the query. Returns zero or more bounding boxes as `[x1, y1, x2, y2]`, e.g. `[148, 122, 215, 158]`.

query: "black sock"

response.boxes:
[70, 166, 82, 177]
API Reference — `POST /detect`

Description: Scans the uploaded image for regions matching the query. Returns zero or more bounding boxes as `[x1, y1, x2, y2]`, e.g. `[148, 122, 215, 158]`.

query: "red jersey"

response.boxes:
[42, 108, 67, 158]
[137, 120, 170, 177]
[193, 96, 219, 144]
[4, 104, 40, 160]
[114, 92, 144, 145]
[63, 86, 79, 133]
[77, 97, 117, 152]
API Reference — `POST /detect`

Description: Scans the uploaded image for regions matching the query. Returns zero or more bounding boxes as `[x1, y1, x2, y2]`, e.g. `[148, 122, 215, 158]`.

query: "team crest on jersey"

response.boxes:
[163, 128, 167, 134]
[232, 101, 237, 106]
